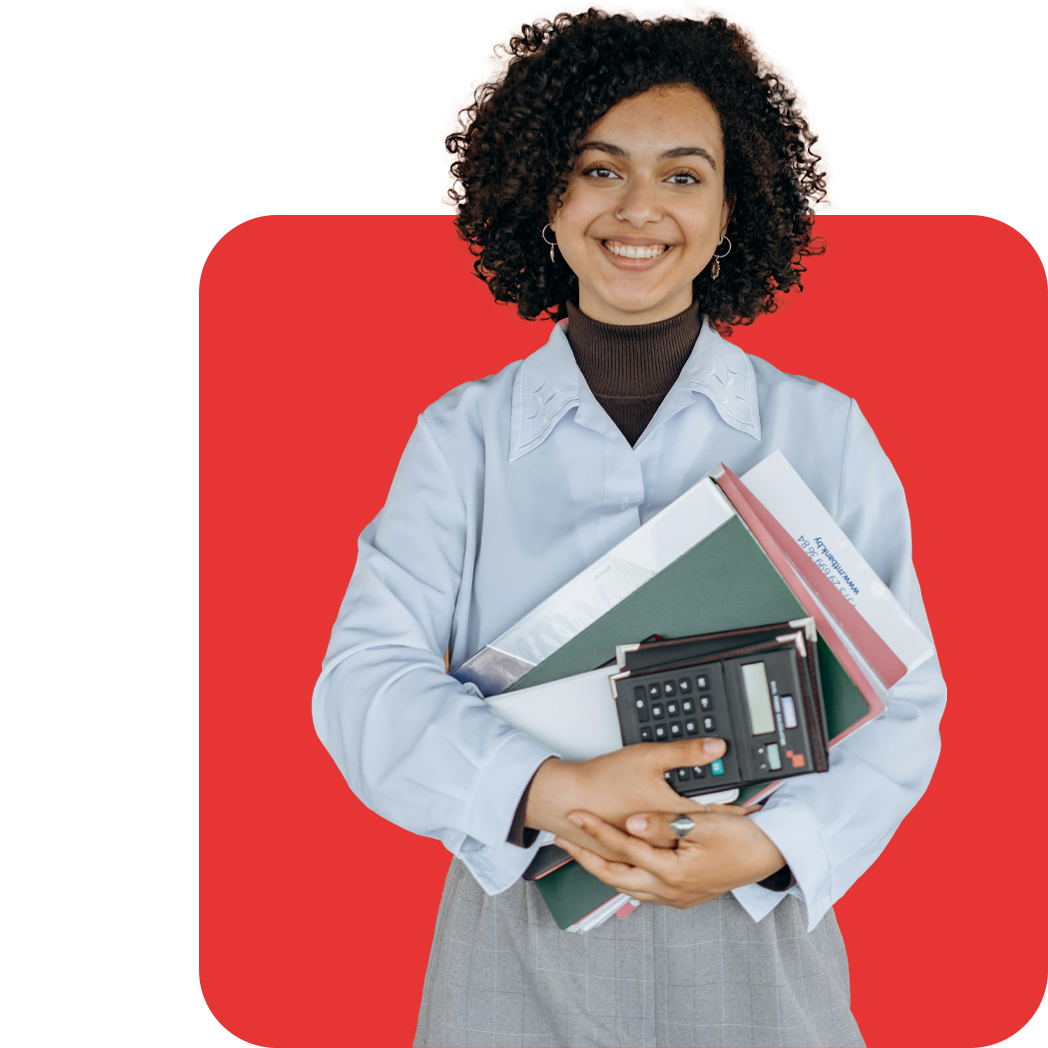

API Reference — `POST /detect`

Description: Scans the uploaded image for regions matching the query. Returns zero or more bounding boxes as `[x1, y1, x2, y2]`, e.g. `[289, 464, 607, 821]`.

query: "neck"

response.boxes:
[565, 299, 701, 395]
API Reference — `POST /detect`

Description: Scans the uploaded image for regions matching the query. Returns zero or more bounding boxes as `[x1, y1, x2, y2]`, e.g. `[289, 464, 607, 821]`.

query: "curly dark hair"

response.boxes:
[445, 9, 826, 331]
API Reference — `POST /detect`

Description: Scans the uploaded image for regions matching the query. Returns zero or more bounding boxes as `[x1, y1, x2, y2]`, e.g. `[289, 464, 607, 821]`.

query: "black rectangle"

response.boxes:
[611, 623, 829, 798]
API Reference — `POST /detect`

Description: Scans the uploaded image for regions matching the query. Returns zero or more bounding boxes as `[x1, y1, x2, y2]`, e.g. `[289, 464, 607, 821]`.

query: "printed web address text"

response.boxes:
[796, 535, 859, 606]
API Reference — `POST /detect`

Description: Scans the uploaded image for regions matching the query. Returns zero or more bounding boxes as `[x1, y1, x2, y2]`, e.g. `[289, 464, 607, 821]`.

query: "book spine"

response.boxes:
[713, 466, 887, 741]
[719, 465, 908, 688]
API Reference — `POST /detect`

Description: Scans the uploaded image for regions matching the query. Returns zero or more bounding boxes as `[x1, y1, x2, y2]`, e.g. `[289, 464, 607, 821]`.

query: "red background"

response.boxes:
[200, 215, 1047, 1047]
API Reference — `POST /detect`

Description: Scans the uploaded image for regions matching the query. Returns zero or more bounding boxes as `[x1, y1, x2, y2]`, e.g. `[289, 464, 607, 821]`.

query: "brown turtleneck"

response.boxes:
[564, 298, 701, 445]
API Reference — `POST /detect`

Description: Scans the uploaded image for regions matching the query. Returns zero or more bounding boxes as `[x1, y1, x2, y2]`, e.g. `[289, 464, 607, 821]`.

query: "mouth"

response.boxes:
[600, 239, 672, 260]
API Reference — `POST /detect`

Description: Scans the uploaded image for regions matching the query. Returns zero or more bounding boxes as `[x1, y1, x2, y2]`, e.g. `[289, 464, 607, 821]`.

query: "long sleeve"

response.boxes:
[732, 399, 947, 931]
[311, 413, 557, 894]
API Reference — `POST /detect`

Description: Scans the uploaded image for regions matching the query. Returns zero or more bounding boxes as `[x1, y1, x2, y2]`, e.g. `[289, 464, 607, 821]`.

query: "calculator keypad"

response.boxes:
[615, 664, 741, 795]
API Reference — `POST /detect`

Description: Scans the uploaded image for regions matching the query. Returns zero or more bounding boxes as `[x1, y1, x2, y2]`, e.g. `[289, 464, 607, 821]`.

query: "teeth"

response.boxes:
[603, 241, 668, 259]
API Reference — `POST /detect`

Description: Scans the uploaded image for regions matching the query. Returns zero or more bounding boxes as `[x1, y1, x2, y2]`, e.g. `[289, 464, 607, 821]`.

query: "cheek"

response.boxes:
[684, 210, 724, 250]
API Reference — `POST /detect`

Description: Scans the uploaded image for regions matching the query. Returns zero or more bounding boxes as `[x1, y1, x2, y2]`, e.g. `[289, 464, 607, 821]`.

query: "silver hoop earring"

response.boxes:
[616, 209, 626, 221]
[710, 234, 732, 280]
[541, 223, 557, 263]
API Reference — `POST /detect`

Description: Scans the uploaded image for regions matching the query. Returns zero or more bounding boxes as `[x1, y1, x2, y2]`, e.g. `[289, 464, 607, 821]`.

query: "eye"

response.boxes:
[666, 170, 701, 185]
[582, 165, 620, 180]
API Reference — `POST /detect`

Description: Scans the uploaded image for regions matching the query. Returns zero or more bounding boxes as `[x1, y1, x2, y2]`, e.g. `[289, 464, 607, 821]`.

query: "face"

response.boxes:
[549, 84, 732, 325]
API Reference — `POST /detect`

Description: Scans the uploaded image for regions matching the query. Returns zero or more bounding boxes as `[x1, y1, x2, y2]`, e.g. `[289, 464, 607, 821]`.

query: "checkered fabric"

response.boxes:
[414, 859, 864, 1048]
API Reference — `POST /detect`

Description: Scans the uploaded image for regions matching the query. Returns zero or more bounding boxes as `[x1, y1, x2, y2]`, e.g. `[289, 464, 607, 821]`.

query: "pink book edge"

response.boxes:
[713, 465, 887, 747]
[723, 465, 907, 688]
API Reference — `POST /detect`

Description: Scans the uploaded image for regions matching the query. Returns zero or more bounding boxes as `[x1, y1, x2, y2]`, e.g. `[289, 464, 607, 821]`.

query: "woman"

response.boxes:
[312, 10, 946, 1047]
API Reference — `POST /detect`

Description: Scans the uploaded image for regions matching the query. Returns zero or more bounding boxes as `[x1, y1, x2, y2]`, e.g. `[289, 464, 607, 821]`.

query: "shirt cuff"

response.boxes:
[506, 771, 541, 848]
[464, 731, 558, 852]
[734, 800, 833, 931]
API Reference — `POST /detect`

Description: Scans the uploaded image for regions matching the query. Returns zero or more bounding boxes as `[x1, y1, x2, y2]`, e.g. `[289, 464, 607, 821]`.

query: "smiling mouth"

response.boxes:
[600, 239, 671, 259]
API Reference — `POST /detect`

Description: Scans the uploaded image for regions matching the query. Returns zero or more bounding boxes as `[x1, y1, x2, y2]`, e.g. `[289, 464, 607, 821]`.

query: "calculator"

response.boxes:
[610, 620, 829, 798]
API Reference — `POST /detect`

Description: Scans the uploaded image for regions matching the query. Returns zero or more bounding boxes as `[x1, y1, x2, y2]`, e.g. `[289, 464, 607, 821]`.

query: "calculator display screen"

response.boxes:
[741, 662, 776, 736]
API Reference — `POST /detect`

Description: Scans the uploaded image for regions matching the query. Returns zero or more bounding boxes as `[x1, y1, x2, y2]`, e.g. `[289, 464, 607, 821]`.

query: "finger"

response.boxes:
[626, 891, 663, 904]
[623, 804, 755, 845]
[645, 736, 727, 778]
[565, 811, 677, 876]
[557, 820, 644, 864]
[553, 835, 666, 896]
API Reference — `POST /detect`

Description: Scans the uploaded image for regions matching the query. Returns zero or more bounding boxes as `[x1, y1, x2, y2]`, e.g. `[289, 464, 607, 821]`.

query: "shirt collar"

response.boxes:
[509, 315, 761, 462]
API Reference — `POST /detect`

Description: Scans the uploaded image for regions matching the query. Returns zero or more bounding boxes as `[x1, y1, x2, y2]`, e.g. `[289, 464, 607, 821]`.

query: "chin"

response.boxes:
[600, 291, 680, 318]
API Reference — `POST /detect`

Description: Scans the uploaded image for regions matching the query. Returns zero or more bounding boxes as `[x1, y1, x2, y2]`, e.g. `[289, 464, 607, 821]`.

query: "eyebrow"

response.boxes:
[577, 140, 718, 171]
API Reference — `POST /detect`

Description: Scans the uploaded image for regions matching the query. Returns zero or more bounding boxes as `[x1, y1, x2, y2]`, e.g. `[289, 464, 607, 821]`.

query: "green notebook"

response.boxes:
[509, 514, 869, 929]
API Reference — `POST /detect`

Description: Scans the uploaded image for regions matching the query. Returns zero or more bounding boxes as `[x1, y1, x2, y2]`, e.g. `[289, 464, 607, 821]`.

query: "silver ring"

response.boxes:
[616, 208, 626, 221]
[670, 814, 696, 838]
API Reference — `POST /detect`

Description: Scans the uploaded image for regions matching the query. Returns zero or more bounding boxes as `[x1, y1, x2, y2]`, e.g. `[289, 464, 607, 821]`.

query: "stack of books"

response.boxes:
[455, 451, 935, 931]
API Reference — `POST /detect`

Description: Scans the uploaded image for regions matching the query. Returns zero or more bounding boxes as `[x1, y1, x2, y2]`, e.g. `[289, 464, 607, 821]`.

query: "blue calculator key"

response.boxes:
[710, 759, 725, 776]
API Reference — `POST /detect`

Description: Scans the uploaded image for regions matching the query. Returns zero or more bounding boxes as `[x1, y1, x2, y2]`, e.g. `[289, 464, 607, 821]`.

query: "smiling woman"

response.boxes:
[446, 8, 826, 333]
[311, 9, 945, 1048]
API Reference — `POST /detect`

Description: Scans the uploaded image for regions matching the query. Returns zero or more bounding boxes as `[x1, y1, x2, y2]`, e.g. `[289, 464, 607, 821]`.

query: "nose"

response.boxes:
[614, 178, 662, 226]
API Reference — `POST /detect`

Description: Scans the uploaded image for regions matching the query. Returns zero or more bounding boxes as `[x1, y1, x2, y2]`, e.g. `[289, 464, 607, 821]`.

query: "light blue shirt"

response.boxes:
[312, 317, 946, 932]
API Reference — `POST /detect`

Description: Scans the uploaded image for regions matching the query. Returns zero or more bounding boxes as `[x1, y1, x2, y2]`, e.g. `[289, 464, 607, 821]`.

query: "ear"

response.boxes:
[720, 194, 735, 238]
[547, 194, 564, 231]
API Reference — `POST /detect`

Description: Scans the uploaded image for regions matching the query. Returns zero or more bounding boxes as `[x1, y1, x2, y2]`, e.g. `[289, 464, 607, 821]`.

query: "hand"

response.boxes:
[525, 738, 732, 861]
[552, 807, 785, 908]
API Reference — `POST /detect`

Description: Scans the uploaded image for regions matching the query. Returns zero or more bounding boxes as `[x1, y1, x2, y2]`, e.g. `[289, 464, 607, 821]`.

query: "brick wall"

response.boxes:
[310, 0, 951, 214]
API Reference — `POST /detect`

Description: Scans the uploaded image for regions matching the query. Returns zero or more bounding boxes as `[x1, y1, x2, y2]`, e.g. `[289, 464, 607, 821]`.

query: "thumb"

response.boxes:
[655, 736, 727, 772]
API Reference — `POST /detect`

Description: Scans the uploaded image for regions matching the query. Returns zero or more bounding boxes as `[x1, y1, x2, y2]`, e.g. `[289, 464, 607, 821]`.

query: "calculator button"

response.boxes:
[651, 704, 664, 719]
[666, 701, 679, 716]
[780, 695, 798, 730]
[696, 675, 709, 690]
[675, 767, 690, 783]
[669, 721, 683, 737]
[685, 720, 698, 735]
[654, 724, 667, 740]
[767, 742, 782, 770]
[699, 695, 712, 711]
[663, 681, 676, 697]
[703, 716, 715, 732]
[690, 765, 705, 779]
[710, 759, 725, 776]
[634, 698, 649, 722]
[681, 699, 694, 714]
[648, 684, 661, 699]
[640, 726, 653, 742]
[678, 679, 691, 693]
[664, 770, 674, 783]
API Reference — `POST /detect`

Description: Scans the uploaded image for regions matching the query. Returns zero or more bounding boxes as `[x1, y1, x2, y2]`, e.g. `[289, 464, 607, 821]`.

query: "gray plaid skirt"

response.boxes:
[414, 858, 864, 1048]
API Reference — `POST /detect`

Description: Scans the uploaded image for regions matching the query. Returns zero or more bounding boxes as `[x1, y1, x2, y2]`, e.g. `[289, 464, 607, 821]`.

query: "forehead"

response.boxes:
[582, 85, 724, 157]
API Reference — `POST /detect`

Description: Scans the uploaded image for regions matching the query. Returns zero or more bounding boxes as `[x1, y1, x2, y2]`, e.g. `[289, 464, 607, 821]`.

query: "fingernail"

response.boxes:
[568, 814, 585, 828]
[626, 815, 647, 833]
[704, 737, 726, 754]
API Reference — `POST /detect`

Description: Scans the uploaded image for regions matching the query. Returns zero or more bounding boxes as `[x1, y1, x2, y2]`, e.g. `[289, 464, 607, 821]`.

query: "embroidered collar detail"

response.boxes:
[686, 321, 761, 438]
[509, 317, 761, 461]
